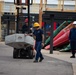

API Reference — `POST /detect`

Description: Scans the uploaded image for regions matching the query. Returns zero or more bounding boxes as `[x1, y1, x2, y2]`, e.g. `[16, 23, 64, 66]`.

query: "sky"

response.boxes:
[3, 0, 75, 5]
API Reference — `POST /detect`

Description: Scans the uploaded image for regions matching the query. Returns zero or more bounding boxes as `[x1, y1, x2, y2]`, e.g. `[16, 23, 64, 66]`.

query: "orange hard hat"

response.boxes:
[25, 18, 28, 23]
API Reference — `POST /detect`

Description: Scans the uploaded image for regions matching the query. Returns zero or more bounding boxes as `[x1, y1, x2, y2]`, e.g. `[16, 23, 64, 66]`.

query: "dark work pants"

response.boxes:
[70, 41, 76, 56]
[35, 41, 43, 61]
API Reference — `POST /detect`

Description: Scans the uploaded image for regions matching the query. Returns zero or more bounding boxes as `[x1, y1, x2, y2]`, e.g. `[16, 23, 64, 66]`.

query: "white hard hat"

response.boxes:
[73, 21, 76, 25]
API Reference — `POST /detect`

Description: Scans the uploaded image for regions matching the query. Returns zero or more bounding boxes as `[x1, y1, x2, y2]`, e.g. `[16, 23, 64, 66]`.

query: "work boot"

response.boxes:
[70, 56, 75, 58]
[39, 58, 44, 62]
[33, 60, 38, 63]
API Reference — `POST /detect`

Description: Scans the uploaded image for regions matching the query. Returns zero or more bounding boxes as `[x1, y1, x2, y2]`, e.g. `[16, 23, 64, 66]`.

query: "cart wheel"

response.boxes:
[13, 48, 19, 59]
[20, 49, 25, 58]
[29, 50, 34, 59]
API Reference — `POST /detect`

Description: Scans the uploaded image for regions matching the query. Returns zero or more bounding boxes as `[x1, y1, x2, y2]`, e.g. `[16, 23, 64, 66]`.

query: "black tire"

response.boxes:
[20, 49, 25, 58]
[13, 48, 19, 59]
[28, 50, 34, 59]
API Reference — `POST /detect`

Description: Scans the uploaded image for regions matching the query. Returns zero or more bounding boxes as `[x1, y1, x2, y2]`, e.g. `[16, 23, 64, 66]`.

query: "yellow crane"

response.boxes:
[39, 0, 47, 28]
[39, 0, 43, 28]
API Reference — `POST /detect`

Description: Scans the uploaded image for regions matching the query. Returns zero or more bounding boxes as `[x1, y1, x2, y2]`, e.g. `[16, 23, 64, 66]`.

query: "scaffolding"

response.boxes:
[38, 0, 76, 27]
[46, 0, 76, 12]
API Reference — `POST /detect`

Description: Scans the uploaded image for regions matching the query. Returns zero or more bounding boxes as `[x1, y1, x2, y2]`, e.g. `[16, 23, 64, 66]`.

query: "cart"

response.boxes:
[5, 34, 35, 59]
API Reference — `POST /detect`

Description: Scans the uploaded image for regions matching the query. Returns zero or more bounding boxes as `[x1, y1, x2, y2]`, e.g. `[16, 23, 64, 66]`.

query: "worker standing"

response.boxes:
[69, 21, 76, 58]
[22, 18, 32, 35]
[21, 18, 35, 57]
[33, 22, 44, 62]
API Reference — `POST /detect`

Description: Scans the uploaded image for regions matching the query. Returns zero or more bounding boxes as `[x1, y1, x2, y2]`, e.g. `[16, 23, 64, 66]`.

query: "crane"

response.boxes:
[39, 0, 47, 28]
[39, 0, 43, 28]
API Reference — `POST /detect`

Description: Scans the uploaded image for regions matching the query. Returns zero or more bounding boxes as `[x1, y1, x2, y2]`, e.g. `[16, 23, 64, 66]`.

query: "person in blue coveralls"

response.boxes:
[69, 21, 76, 58]
[33, 22, 44, 62]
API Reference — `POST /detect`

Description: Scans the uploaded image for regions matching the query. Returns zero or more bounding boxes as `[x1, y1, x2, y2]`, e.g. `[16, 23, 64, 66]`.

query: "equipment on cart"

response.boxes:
[5, 34, 35, 59]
